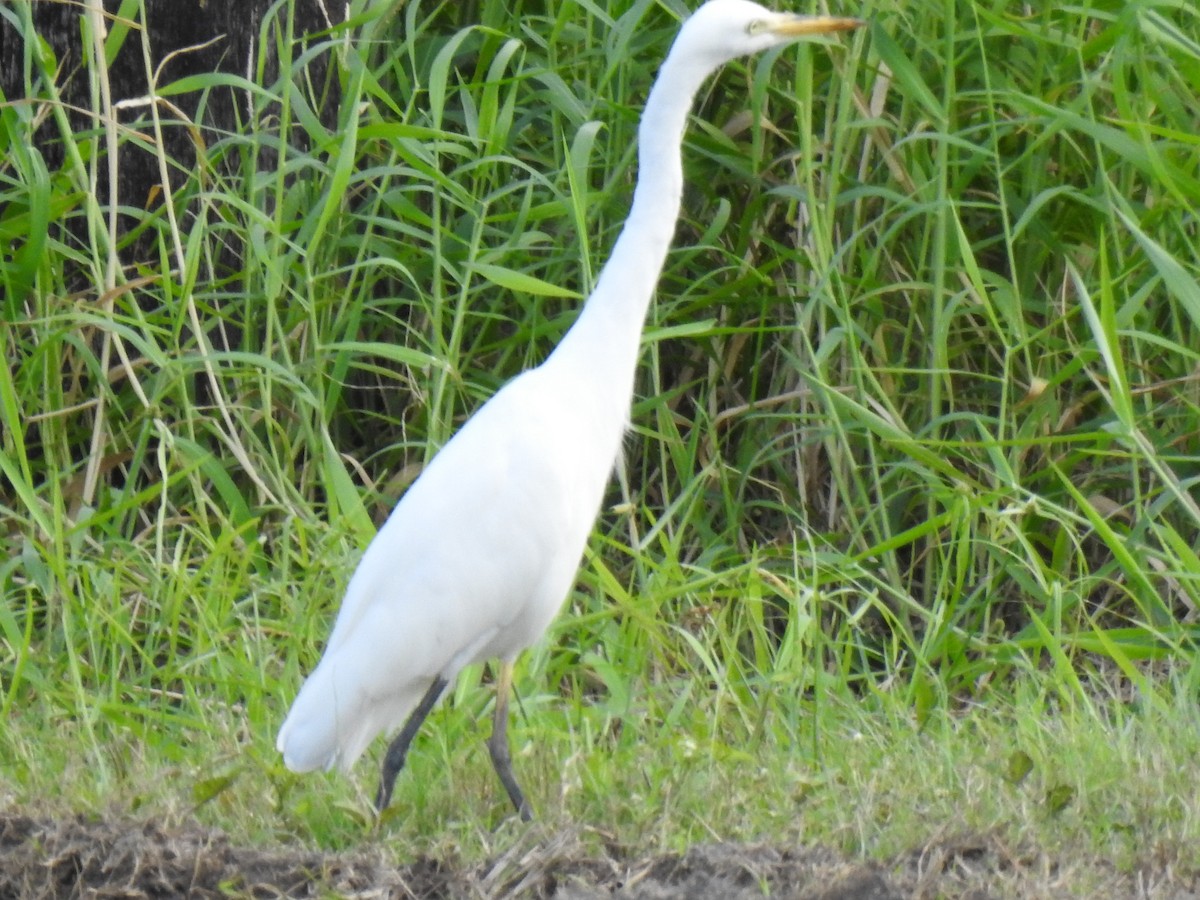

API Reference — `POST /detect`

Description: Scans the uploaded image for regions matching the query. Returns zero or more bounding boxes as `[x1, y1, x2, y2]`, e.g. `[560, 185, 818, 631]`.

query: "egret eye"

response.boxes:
[747, 19, 769, 36]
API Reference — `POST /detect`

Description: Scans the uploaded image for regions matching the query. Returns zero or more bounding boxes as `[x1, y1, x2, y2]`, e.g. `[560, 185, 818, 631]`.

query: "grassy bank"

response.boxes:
[3, 0, 1200, 884]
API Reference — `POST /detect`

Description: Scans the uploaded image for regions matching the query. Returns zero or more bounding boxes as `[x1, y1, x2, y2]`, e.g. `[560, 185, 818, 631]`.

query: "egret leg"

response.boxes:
[375, 675, 448, 812]
[487, 660, 533, 821]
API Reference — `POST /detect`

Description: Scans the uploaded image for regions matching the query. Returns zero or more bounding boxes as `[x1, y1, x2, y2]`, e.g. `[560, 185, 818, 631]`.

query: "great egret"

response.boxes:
[277, 0, 862, 820]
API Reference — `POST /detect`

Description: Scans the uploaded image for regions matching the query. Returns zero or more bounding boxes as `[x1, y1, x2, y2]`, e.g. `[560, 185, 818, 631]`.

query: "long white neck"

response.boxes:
[544, 47, 715, 405]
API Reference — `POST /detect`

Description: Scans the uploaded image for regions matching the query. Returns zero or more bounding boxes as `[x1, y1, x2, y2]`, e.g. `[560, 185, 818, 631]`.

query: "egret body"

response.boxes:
[277, 0, 861, 819]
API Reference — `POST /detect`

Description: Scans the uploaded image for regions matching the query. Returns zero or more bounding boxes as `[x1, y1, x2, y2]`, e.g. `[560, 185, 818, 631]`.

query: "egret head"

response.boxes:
[674, 0, 864, 69]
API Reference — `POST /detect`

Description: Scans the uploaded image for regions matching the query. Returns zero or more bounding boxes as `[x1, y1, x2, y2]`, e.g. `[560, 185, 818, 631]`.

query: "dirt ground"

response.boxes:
[1, 812, 1195, 899]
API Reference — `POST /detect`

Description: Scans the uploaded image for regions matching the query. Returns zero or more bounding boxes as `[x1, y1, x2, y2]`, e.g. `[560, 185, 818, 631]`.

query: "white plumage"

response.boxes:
[277, 0, 862, 819]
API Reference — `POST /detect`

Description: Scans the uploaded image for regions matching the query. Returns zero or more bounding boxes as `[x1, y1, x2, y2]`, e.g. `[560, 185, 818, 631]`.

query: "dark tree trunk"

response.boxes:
[0, 0, 341, 266]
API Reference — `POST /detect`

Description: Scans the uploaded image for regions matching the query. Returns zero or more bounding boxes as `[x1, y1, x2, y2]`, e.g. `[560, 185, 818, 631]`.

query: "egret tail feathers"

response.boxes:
[276, 659, 423, 775]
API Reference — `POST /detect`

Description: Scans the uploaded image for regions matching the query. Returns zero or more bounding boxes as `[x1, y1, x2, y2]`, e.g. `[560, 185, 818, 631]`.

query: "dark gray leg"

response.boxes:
[487, 660, 533, 821]
[376, 675, 449, 812]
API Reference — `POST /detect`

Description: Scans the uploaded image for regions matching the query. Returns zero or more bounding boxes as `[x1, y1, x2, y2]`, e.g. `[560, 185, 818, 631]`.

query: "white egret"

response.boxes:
[277, 0, 862, 820]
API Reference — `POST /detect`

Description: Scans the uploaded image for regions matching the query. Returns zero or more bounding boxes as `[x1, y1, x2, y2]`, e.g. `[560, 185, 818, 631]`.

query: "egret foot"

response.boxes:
[488, 660, 533, 821]
[376, 675, 448, 812]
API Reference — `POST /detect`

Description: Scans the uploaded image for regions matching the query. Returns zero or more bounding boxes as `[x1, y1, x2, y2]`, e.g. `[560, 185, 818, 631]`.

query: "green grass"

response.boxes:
[3, 0, 1200, 885]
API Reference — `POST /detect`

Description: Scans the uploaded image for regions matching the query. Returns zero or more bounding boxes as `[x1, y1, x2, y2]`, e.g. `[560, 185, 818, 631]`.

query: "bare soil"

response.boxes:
[1, 813, 1194, 899]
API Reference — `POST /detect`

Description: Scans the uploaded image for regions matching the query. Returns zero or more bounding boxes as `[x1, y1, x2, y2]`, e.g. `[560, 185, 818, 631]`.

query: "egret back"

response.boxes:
[276, 363, 621, 773]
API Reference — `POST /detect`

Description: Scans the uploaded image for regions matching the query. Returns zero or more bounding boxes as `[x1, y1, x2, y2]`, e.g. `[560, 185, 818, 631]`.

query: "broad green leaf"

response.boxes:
[471, 262, 583, 299]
